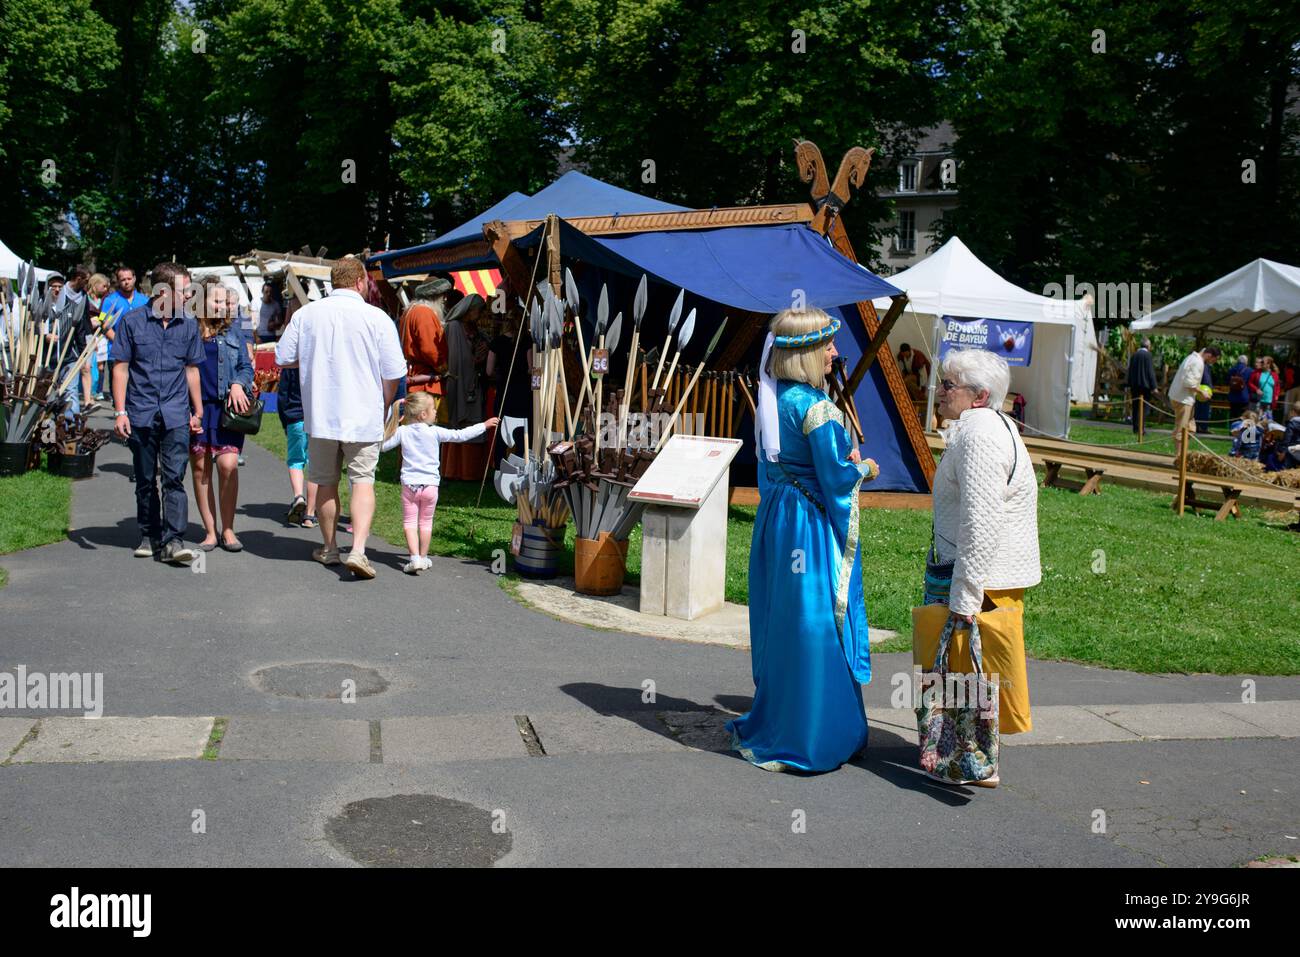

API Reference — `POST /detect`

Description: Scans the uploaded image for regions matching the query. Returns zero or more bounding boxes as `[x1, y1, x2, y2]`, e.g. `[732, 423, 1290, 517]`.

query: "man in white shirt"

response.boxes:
[275, 258, 405, 579]
[1168, 346, 1220, 439]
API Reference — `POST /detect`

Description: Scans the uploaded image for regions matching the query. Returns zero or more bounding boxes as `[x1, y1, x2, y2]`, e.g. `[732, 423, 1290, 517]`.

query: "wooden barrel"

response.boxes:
[573, 531, 628, 596]
[515, 523, 563, 579]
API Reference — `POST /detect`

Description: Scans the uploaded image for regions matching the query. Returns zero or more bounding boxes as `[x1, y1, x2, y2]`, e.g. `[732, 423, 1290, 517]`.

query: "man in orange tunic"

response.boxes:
[399, 278, 452, 397]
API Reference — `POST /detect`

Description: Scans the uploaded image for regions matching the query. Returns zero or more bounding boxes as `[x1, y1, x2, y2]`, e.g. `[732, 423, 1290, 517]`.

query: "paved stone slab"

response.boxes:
[528, 711, 685, 755]
[1004, 706, 1144, 746]
[1211, 701, 1300, 738]
[380, 715, 529, 763]
[0, 718, 38, 759]
[1083, 704, 1276, 741]
[15, 716, 214, 763]
[219, 716, 371, 762]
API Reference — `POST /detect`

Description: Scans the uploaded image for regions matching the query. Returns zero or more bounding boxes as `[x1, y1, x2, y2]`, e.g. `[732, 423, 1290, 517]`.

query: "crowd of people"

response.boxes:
[103, 257, 502, 577]
[1129, 338, 1300, 440]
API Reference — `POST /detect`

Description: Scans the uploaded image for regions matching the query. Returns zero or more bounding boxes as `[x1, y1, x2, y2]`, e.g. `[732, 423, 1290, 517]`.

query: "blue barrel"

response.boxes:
[515, 522, 562, 579]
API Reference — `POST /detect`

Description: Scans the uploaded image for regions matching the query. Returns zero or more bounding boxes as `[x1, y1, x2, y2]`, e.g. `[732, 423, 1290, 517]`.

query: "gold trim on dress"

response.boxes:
[801, 399, 846, 435]
[802, 400, 866, 638]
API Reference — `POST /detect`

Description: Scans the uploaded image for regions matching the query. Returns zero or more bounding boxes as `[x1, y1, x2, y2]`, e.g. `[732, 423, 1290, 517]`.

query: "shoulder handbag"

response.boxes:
[916, 614, 999, 784]
[220, 395, 264, 435]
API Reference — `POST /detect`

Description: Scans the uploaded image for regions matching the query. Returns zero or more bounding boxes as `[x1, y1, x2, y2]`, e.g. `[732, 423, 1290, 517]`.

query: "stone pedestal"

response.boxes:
[639, 468, 729, 620]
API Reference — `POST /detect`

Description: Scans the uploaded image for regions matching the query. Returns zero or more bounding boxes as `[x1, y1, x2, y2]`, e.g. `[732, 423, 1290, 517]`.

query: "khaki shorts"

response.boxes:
[307, 437, 380, 486]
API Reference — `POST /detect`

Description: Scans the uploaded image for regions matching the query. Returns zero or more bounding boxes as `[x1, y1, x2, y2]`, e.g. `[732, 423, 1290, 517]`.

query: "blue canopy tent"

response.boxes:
[366, 170, 931, 493]
[369, 172, 688, 278]
[515, 218, 928, 493]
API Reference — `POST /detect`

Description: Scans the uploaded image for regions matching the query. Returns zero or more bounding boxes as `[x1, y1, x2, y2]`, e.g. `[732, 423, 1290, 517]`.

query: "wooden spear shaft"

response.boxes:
[654, 363, 712, 452]
[618, 332, 640, 449]
[593, 333, 605, 452]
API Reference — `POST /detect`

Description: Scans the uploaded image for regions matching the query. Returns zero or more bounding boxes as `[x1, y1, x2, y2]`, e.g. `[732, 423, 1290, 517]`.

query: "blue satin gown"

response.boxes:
[728, 381, 874, 772]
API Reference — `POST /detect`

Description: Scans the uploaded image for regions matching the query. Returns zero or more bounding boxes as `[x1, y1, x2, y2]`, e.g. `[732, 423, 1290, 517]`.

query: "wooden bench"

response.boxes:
[1042, 458, 1106, 495]
[1174, 480, 1242, 521]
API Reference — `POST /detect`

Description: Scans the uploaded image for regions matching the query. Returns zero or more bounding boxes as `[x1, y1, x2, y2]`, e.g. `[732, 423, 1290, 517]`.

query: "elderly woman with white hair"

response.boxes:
[922, 348, 1041, 781]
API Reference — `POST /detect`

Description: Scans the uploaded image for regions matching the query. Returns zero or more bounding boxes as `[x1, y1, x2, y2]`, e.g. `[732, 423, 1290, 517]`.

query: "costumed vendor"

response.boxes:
[896, 342, 931, 399]
[440, 292, 490, 480]
[727, 308, 879, 774]
[400, 278, 452, 397]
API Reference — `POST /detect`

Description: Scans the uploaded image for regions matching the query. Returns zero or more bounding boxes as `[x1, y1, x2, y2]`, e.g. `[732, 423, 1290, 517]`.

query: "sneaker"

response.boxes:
[286, 495, 307, 525]
[312, 546, 341, 566]
[345, 551, 376, 579]
[420, 556, 433, 571]
[237, 454, 246, 467]
[402, 558, 422, 575]
[160, 540, 197, 565]
[133, 538, 159, 558]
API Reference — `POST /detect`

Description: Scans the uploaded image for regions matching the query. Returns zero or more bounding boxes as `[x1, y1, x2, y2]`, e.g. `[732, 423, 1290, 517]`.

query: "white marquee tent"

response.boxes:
[871, 236, 1097, 439]
[0, 237, 54, 282]
[1131, 258, 1300, 347]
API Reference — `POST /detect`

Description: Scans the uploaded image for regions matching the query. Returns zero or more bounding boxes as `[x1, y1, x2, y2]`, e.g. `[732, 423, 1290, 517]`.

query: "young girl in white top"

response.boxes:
[382, 392, 498, 574]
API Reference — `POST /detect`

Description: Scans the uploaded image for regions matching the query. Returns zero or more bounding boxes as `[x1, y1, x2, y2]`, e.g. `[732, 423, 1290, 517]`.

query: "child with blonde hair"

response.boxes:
[381, 392, 498, 574]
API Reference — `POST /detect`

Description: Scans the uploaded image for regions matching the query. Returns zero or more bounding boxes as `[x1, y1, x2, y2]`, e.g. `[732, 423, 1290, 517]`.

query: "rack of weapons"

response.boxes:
[1, 262, 121, 447]
[495, 272, 737, 545]
[39, 413, 113, 456]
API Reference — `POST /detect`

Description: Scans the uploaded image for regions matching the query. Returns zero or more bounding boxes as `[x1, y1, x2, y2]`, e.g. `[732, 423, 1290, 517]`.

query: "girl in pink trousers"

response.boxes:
[382, 392, 498, 574]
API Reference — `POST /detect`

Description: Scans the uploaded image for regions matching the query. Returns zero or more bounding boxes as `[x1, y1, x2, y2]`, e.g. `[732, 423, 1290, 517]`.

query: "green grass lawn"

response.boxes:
[252, 419, 1299, 675]
[0, 465, 73, 587]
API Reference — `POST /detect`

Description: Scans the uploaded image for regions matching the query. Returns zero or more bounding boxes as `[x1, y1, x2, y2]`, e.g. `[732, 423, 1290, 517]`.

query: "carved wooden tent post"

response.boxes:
[795, 140, 935, 488]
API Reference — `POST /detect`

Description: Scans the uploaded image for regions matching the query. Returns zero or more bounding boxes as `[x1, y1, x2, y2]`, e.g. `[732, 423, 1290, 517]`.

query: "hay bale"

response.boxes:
[1187, 450, 1300, 488]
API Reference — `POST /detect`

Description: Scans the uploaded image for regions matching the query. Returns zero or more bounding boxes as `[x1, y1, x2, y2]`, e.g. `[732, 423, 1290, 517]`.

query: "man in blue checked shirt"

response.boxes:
[111, 262, 205, 565]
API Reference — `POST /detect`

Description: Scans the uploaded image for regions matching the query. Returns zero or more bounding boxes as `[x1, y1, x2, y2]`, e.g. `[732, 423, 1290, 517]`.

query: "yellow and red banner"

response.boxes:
[452, 268, 501, 299]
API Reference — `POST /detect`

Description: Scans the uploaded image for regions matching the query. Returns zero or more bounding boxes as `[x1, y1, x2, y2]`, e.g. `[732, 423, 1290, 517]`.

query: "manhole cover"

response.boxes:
[326, 794, 511, 867]
[251, 662, 388, 699]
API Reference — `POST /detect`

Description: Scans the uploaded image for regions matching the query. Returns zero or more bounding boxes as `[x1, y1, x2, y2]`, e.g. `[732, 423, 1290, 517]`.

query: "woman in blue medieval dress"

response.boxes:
[727, 307, 878, 773]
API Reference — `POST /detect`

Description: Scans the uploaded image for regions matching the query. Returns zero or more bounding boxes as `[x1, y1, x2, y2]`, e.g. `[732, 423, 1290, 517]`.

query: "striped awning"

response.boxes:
[452, 268, 502, 298]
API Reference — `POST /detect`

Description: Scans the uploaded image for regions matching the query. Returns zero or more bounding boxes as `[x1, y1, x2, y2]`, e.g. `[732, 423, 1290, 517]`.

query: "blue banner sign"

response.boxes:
[937, 316, 1034, 366]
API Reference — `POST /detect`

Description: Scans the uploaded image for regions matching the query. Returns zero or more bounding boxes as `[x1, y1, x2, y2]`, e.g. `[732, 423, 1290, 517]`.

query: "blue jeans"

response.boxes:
[59, 375, 80, 421]
[129, 415, 191, 545]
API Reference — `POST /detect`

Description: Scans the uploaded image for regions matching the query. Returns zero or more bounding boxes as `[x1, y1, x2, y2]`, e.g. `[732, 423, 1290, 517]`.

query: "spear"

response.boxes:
[569, 282, 601, 432]
[592, 286, 610, 452]
[655, 318, 728, 452]
[602, 310, 623, 450]
[651, 289, 684, 391]
[564, 268, 600, 426]
[618, 275, 648, 449]
[659, 306, 695, 409]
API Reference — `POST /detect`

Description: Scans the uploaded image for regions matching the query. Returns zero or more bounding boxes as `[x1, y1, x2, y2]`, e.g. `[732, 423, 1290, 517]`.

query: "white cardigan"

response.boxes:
[932, 407, 1041, 616]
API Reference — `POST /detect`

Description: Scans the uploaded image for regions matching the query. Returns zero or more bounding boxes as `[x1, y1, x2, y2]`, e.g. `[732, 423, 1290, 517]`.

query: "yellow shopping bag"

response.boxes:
[911, 604, 1032, 734]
